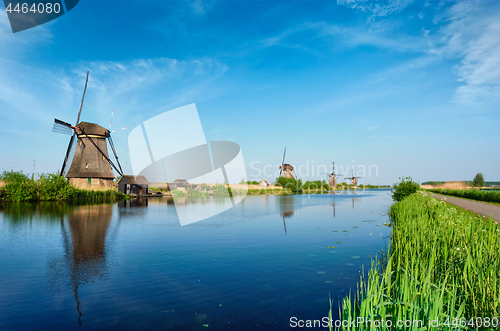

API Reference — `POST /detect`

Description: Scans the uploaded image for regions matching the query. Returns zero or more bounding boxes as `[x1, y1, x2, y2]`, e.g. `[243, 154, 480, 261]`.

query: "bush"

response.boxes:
[390, 176, 420, 202]
[302, 180, 329, 192]
[275, 177, 303, 193]
[0, 170, 125, 202]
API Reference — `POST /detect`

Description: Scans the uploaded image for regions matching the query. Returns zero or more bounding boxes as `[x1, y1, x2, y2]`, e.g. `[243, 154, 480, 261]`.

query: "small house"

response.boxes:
[260, 180, 270, 188]
[117, 175, 149, 195]
[168, 179, 190, 191]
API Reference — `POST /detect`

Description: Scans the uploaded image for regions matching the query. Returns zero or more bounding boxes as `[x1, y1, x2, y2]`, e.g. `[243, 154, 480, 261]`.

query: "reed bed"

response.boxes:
[0, 171, 125, 202]
[333, 192, 500, 330]
[426, 188, 500, 204]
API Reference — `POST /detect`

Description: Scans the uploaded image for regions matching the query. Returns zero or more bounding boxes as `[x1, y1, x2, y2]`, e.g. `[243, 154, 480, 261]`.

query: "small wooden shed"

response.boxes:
[260, 180, 270, 188]
[117, 175, 149, 195]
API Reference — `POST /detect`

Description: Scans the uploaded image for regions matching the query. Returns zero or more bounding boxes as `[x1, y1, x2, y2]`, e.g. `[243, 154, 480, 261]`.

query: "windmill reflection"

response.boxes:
[60, 204, 114, 325]
[331, 202, 336, 218]
[279, 196, 296, 235]
[352, 197, 359, 209]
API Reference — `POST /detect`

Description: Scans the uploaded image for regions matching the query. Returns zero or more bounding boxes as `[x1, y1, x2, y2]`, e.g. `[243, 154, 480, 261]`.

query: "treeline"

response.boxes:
[427, 188, 500, 204]
[422, 180, 500, 187]
[0, 171, 125, 202]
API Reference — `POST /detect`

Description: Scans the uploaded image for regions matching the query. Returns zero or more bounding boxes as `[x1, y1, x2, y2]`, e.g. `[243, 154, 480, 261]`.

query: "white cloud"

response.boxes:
[333, 0, 500, 108]
[337, 0, 416, 18]
[432, 0, 500, 106]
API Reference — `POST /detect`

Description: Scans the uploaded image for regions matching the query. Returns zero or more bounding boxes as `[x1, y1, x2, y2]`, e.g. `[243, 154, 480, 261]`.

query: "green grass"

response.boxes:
[332, 192, 500, 330]
[0, 170, 126, 202]
[426, 188, 500, 204]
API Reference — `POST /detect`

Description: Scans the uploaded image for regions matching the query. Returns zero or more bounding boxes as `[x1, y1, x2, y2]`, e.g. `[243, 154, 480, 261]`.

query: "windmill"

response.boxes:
[52, 72, 123, 188]
[344, 169, 361, 187]
[322, 162, 341, 188]
[278, 147, 296, 179]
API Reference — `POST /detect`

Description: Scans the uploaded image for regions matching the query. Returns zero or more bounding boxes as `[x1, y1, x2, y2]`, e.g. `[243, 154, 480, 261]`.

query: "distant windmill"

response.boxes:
[278, 147, 296, 179]
[52, 72, 123, 188]
[322, 162, 341, 188]
[344, 169, 361, 187]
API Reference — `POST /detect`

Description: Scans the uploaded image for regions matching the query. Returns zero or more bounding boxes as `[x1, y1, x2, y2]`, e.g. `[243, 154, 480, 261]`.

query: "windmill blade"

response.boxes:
[110, 127, 129, 133]
[52, 119, 73, 135]
[109, 108, 114, 130]
[60, 134, 76, 176]
[280, 147, 286, 176]
[75, 71, 89, 125]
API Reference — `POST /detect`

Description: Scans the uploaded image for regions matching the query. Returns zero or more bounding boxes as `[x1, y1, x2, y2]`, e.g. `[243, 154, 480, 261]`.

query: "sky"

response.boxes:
[0, 0, 499, 185]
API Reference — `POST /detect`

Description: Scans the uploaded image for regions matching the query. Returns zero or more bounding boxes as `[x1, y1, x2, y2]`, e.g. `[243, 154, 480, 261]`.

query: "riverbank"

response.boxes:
[333, 192, 500, 330]
[0, 171, 126, 202]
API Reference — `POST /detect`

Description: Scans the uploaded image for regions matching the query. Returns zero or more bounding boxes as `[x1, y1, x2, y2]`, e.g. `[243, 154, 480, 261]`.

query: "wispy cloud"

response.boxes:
[337, 0, 416, 19]
[431, 0, 500, 107]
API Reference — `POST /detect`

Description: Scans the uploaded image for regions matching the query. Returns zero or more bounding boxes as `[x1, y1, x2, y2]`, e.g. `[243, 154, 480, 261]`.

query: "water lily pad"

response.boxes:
[342, 230, 348, 232]
[326, 246, 335, 249]
[334, 242, 342, 243]
[317, 271, 326, 274]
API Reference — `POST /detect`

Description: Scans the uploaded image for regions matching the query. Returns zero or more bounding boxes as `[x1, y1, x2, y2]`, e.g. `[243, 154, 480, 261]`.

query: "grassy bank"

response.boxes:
[333, 192, 500, 330]
[426, 188, 500, 204]
[0, 171, 126, 202]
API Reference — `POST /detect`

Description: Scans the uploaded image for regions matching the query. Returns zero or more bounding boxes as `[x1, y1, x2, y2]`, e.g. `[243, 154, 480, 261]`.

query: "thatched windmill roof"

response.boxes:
[74, 122, 109, 136]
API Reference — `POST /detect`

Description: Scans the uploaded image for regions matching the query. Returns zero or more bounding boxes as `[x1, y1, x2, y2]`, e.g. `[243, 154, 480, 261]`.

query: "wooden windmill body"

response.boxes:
[278, 147, 296, 179]
[328, 162, 341, 188]
[53, 72, 124, 189]
[344, 169, 361, 187]
[323, 162, 340, 188]
[281, 164, 295, 178]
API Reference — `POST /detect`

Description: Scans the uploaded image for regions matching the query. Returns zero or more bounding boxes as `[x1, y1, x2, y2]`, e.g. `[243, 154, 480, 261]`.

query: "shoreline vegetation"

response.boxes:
[331, 180, 500, 330]
[425, 188, 500, 205]
[1, 170, 391, 202]
[0, 170, 126, 202]
[150, 178, 391, 198]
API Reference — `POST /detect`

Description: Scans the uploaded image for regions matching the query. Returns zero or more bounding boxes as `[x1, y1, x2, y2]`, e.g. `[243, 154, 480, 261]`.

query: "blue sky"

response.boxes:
[0, 0, 499, 185]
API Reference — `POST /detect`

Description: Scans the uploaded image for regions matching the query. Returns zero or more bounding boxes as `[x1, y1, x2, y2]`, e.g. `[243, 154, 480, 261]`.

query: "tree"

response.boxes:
[472, 173, 485, 187]
[390, 176, 420, 202]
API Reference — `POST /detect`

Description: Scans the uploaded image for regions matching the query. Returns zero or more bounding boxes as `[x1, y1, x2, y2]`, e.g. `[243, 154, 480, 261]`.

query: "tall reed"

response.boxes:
[333, 192, 500, 330]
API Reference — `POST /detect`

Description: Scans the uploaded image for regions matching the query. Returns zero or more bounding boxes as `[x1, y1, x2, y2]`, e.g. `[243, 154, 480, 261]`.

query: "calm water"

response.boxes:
[0, 190, 392, 330]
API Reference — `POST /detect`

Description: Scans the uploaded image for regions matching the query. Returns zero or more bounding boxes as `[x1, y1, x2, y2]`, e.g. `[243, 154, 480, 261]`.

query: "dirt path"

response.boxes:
[429, 193, 500, 223]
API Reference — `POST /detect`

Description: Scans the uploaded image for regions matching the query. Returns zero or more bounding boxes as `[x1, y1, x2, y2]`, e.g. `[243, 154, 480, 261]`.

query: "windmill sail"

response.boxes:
[60, 71, 89, 176]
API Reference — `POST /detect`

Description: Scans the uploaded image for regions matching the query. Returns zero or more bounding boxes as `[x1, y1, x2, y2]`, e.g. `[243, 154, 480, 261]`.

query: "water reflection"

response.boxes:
[278, 196, 297, 235]
[60, 204, 114, 325]
[331, 202, 336, 218]
[352, 197, 359, 209]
